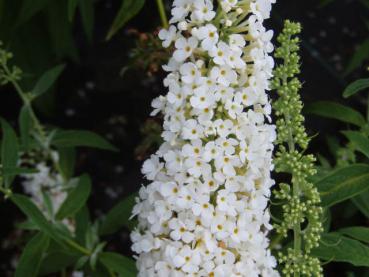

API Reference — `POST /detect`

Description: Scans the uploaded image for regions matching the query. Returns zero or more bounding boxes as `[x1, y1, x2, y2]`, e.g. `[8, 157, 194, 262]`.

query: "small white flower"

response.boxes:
[180, 62, 201, 84]
[192, 0, 216, 22]
[190, 87, 216, 109]
[142, 155, 163, 180]
[210, 66, 237, 86]
[159, 25, 177, 48]
[182, 119, 204, 140]
[209, 42, 230, 65]
[173, 37, 198, 62]
[173, 245, 201, 273]
[193, 24, 219, 51]
[169, 218, 195, 243]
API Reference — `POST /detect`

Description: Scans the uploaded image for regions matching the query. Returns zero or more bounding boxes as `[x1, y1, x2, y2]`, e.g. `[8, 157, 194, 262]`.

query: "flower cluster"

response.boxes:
[21, 151, 66, 219]
[131, 0, 279, 276]
[271, 21, 323, 277]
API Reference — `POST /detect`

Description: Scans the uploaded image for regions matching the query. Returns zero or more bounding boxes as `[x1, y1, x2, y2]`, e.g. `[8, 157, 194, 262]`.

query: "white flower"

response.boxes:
[209, 42, 230, 65]
[192, 0, 216, 22]
[210, 66, 237, 86]
[190, 87, 216, 109]
[159, 25, 177, 48]
[142, 155, 163, 180]
[193, 24, 219, 51]
[169, 218, 195, 243]
[173, 37, 198, 62]
[182, 119, 204, 140]
[180, 62, 201, 84]
[192, 195, 214, 222]
[173, 245, 201, 273]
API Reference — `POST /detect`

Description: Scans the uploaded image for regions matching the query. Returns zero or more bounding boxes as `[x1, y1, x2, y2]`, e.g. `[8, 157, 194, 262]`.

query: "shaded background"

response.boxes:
[0, 0, 368, 275]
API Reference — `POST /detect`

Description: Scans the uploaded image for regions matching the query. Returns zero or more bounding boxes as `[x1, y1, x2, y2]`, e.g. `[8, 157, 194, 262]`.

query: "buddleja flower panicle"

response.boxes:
[272, 20, 324, 277]
[130, 0, 279, 276]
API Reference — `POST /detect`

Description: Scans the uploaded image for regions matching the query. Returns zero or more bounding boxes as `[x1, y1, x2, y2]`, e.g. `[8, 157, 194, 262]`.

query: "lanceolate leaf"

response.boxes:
[106, 0, 145, 40]
[1, 118, 19, 187]
[352, 190, 369, 218]
[16, 0, 49, 26]
[51, 130, 119, 152]
[56, 175, 92, 220]
[312, 233, 369, 267]
[68, 0, 79, 21]
[342, 131, 369, 159]
[39, 250, 80, 275]
[99, 252, 137, 276]
[15, 232, 50, 277]
[343, 78, 369, 98]
[79, 0, 94, 42]
[58, 147, 76, 181]
[2, 167, 38, 176]
[344, 38, 369, 76]
[338, 227, 369, 244]
[99, 193, 137, 236]
[315, 164, 369, 207]
[32, 64, 65, 98]
[305, 101, 366, 127]
[11, 194, 64, 243]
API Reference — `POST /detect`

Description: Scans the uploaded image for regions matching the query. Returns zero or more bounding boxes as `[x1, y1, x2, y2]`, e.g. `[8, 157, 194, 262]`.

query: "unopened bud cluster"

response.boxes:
[272, 20, 323, 277]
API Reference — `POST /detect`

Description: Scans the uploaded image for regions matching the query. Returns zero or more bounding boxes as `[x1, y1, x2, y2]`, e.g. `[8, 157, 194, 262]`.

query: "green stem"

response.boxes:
[155, 0, 169, 28]
[66, 238, 91, 256]
[2, 63, 67, 184]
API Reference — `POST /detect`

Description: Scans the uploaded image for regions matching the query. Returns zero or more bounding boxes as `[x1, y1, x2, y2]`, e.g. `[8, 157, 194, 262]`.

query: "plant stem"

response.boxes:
[66, 238, 91, 256]
[156, 0, 169, 28]
[1, 63, 67, 183]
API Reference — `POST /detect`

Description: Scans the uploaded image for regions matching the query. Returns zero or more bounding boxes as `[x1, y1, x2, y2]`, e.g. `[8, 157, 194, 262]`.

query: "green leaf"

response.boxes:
[19, 105, 33, 150]
[16, 0, 49, 26]
[58, 147, 76, 181]
[322, 208, 331, 233]
[99, 252, 137, 276]
[352, 190, 369, 218]
[338, 227, 369, 244]
[305, 101, 366, 127]
[343, 78, 369, 98]
[99, 193, 137, 236]
[315, 164, 369, 207]
[2, 167, 38, 176]
[79, 0, 94, 42]
[46, 2, 79, 62]
[15, 232, 50, 277]
[11, 194, 64, 243]
[1, 118, 19, 187]
[68, 0, 79, 21]
[75, 205, 90, 245]
[90, 242, 106, 270]
[56, 175, 92, 220]
[32, 64, 65, 98]
[39, 250, 80, 275]
[345, 38, 369, 76]
[51, 130, 118, 152]
[106, 0, 145, 40]
[41, 190, 54, 219]
[342, 131, 369, 159]
[312, 233, 369, 267]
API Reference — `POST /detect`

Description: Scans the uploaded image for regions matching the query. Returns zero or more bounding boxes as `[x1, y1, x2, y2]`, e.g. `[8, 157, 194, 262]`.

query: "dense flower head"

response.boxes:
[131, 0, 278, 276]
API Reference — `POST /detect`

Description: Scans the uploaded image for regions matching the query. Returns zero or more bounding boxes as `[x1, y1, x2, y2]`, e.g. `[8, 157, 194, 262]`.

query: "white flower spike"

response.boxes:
[131, 0, 279, 276]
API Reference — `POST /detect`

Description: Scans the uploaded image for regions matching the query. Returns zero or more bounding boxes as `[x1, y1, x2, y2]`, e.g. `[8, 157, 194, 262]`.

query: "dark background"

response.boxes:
[0, 0, 368, 276]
